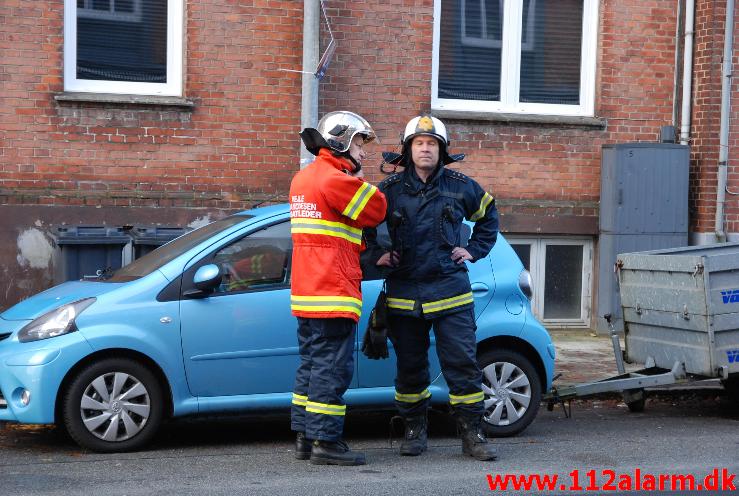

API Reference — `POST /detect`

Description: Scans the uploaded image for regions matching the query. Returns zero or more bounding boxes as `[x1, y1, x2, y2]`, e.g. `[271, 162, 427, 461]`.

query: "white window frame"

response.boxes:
[508, 236, 593, 327]
[78, 0, 143, 23]
[461, 0, 535, 51]
[64, 0, 183, 96]
[432, 0, 599, 116]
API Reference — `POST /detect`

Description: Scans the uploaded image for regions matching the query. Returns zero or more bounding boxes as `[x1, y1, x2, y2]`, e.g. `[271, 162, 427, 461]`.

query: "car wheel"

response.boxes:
[62, 358, 164, 452]
[479, 349, 542, 437]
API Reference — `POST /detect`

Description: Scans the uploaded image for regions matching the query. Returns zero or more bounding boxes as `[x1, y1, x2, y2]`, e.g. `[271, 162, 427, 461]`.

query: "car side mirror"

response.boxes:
[184, 264, 222, 298]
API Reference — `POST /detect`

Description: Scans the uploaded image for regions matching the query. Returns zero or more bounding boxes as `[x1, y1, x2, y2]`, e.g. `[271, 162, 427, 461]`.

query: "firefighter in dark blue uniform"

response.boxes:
[367, 115, 499, 460]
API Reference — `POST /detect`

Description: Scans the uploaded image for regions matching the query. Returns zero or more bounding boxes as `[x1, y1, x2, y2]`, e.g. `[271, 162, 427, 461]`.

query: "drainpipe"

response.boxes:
[672, 0, 684, 128]
[715, 0, 735, 242]
[300, 0, 320, 169]
[680, 0, 696, 145]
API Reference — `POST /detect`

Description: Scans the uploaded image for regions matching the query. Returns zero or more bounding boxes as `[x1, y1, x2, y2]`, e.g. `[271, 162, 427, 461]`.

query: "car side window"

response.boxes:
[211, 221, 292, 294]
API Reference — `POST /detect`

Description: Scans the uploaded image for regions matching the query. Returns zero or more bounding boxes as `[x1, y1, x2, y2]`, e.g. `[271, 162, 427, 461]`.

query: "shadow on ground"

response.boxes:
[1, 392, 736, 454]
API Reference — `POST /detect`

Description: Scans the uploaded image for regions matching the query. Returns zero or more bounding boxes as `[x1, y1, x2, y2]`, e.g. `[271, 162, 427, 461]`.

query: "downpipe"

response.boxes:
[680, 0, 696, 145]
[714, 0, 735, 242]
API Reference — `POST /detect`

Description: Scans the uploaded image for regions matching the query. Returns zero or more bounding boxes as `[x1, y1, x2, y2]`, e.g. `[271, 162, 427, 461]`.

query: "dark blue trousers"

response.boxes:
[389, 308, 484, 419]
[291, 317, 355, 442]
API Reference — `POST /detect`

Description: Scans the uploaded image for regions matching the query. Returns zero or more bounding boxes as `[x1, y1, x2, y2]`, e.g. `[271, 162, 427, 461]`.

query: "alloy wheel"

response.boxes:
[481, 360, 532, 426]
[80, 371, 151, 442]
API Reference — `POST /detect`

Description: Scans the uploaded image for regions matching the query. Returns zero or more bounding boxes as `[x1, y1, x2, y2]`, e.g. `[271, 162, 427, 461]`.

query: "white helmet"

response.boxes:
[402, 115, 449, 147]
[381, 115, 463, 169]
[300, 111, 376, 156]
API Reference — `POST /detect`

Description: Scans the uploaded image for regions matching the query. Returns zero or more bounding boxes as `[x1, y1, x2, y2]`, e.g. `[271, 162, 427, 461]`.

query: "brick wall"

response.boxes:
[0, 0, 304, 211]
[319, 0, 680, 233]
[731, 10, 739, 235]
[687, 1, 738, 238]
[0, 0, 730, 311]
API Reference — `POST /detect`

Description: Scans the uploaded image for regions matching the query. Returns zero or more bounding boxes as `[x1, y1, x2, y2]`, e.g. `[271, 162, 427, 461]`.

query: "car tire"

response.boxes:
[478, 349, 542, 438]
[62, 358, 164, 453]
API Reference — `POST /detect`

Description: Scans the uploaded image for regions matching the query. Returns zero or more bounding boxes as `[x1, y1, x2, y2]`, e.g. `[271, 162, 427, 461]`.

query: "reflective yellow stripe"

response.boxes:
[421, 292, 474, 314]
[306, 401, 346, 416]
[342, 182, 378, 220]
[291, 218, 363, 244]
[387, 297, 415, 311]
[470, 192, 494, 221]
[292, 393, 308, 407]
[291, 295, 362, 304]
[291, 304, 361, 316]
[449, 391, 484, 405]
[394, 389, 432, 403]
[291, 295, 362, 317]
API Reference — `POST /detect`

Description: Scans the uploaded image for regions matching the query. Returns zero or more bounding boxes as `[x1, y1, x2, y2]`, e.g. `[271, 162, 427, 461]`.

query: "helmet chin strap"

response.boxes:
[346, 154, 362, 173]
[332, 150, 361, 173]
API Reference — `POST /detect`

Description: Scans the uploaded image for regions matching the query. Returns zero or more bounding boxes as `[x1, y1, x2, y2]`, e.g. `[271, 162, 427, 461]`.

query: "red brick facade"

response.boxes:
[1, 0, 302, 210]
[0, 0, 735, 316]
[690, 0, 739, 235]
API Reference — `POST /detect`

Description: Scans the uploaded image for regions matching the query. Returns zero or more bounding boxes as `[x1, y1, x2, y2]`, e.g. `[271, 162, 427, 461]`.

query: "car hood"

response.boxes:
[0, 281, 124, 321]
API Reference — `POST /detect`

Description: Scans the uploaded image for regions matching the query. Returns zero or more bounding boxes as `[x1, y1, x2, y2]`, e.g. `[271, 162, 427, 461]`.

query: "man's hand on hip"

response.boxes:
[451, 247, 473, 264]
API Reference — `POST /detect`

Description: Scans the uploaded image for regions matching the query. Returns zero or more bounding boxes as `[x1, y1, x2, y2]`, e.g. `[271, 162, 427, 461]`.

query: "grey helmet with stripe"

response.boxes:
[300, 111, 377, 171]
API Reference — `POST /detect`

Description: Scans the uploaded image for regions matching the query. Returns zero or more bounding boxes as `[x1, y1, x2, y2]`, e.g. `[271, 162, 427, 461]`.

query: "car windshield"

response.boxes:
[104, 216, 251, 282]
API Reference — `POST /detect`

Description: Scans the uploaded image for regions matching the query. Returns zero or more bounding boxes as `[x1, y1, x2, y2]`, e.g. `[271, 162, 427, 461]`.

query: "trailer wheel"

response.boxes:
[626, 397, 646, 412]
[624, 388, 646, 412]
[721, 377, 739, 403]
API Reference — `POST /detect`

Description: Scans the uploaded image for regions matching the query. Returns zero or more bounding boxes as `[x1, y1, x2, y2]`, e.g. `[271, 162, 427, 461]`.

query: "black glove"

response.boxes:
[361, 291, 390, 360]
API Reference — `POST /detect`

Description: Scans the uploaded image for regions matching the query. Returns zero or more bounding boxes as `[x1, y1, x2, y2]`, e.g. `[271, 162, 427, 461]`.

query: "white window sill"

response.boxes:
[432, 109, 606, 128]
[55, 92, 195, 108]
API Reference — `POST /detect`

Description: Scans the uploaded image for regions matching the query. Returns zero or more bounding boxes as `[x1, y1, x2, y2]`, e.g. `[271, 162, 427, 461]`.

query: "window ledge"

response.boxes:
[432, 110, 606, 128]
[55, 92, 195, 108]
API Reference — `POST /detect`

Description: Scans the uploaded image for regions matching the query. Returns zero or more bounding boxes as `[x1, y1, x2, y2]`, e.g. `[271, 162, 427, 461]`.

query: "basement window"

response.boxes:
[508, 237, 593, 327]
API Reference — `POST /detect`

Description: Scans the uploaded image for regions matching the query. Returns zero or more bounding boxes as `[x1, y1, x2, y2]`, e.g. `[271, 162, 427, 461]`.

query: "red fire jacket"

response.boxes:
[289, 149, 387, 322]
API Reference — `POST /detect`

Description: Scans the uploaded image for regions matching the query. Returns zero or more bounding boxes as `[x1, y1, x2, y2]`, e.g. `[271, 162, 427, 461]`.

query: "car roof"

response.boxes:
[236, 203, 289, 218]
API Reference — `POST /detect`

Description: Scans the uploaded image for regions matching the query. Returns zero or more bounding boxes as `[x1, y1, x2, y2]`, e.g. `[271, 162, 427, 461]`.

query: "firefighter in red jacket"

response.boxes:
[290, 111, 387, 466]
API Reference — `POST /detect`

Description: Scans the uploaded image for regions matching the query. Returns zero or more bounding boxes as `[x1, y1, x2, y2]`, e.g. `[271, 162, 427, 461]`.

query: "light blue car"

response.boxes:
[0, 204, 555, 452]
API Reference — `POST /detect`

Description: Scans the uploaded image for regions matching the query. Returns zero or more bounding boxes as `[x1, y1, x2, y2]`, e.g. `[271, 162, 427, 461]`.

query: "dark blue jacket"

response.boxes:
[366, 164, 499, 319]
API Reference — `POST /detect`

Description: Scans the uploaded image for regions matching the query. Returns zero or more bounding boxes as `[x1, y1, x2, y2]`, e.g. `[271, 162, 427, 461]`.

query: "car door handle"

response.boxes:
[471, 282, 489, 295]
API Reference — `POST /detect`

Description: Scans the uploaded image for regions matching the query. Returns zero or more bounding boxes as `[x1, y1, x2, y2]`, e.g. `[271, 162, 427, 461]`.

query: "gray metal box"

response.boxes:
[600, 143, 689, 234]
[597, 143, 690, 333]
[617, 242, 739, 379]
[597, 233, 687, 332]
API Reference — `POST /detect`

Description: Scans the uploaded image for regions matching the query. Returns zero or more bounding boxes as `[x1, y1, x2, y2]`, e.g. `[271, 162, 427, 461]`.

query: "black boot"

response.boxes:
[295, 432, 312, 460]
[310, 440, 366, 466]
[458, 416, 498, 461]
[399, 414, 428, 456]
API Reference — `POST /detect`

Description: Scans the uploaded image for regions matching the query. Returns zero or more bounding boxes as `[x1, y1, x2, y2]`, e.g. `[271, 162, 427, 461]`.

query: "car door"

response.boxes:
[179, 219, 303, 397]
[356, 222, 495, 388]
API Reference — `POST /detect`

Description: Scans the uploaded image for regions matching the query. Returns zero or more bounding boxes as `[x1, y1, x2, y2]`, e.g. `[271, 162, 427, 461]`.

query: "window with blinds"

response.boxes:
[433, 0, 598, 116]
[64, 0, 183, 96]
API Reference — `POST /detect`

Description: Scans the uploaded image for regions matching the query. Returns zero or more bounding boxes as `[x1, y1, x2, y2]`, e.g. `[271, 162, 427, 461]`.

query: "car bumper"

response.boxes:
[0, 324, 94, 424]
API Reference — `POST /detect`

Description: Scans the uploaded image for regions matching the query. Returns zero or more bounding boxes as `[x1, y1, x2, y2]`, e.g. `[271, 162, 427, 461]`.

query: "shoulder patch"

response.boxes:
[443, 168, 469, 183]
[379, 173, 402, 190]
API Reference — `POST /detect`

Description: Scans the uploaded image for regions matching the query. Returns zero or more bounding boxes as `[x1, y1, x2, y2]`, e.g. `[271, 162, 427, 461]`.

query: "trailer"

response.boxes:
[545, 242, 739, 413]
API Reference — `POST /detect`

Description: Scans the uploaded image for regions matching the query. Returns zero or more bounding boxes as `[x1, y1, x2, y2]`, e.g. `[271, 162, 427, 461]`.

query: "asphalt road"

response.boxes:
[1, 392, 738, 495]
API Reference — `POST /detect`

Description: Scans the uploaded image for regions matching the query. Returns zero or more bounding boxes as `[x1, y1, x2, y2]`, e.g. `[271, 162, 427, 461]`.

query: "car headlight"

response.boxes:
[17, 298, 96, 343]
[518, 270, 533, 300]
